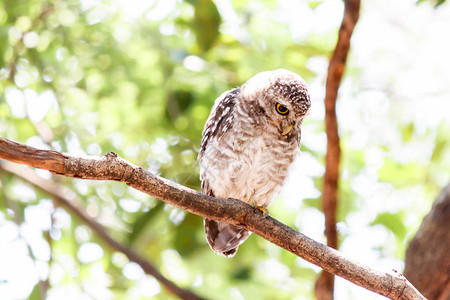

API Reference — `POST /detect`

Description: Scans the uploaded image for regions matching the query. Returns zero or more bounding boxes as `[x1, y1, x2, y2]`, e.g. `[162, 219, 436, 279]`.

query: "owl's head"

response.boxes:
[240, 69, 311, 136]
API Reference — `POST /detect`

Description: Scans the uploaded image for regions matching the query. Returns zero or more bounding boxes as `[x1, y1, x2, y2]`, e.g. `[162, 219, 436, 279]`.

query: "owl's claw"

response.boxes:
[252, 201, 269, 218]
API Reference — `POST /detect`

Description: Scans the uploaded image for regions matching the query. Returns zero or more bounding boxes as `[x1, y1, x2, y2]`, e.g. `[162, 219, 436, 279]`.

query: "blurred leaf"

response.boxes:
[401, 122, 414, 142]
[165, 89, 194, 121]
[338, 179, 357, 222]
[417, 0, 447, 7]
[378, 159, 425, 187]
[28, 283, 42, 300]
[128, 201, 165, 245]
[173, 213, 203, 256]
[190, 0, 221, 52]
[371, 212, 407, 242]
[231, 266, 251, 280]
[431, 122, 449, 162]
[308, 1, 324, 9]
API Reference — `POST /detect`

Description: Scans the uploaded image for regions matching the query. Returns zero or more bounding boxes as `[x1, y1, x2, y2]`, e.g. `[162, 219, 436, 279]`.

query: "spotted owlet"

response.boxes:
[198, 69, 311, 257]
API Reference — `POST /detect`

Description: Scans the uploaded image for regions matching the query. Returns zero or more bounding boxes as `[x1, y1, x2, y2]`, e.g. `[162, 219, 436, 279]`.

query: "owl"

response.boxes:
[198, 69, 311, 257]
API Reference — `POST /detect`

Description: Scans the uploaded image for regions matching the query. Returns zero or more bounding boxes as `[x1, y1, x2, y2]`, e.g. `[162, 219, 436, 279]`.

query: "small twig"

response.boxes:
[0, 161, 205, 300]
[0, 138, 426, 299]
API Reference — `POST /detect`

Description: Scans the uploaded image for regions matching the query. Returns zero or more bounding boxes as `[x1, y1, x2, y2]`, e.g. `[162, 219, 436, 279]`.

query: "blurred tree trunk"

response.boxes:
[316, 0, 360, 299]
[404, 183, 450, 300]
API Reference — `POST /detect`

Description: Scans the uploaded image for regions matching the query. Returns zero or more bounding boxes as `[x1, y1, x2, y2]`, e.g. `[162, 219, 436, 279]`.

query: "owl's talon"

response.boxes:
[252, 201, 269, 218]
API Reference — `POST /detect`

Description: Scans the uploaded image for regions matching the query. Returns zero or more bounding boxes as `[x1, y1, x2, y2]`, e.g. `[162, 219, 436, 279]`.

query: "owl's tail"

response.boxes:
[204, 218, 251, 257]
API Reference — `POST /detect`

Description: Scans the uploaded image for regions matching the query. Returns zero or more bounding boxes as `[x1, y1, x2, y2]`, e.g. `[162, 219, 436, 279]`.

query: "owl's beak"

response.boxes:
[281, 123, 293, 135]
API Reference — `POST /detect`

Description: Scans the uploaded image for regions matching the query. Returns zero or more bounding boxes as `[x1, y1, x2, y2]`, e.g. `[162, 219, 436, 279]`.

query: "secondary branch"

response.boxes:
[317, 0, 361, 299]
[0, 161, 204, 300]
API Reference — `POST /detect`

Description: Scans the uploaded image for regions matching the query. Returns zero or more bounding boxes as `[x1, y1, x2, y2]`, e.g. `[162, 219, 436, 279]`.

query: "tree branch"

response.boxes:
[317, 0, 361, 299]
[0, 138, 426, 300]
[0, 161, 205, 300]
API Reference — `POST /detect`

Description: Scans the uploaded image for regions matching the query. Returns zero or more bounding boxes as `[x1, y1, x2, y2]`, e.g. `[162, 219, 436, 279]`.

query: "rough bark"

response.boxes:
[404, 183, 450, 300]
[0, 138, 426, 300]
[317, 0, 360, 299]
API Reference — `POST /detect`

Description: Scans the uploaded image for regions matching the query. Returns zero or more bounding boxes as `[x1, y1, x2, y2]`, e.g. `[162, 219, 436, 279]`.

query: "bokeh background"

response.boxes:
[0, 0, 449, 299]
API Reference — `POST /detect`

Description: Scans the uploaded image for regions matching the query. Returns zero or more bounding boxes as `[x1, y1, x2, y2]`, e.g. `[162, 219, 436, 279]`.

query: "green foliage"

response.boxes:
[370, 212, 407, 246]
[378, 159, 425, 188]
[417, 0, 447, 7]
[190, 0, 221, 52]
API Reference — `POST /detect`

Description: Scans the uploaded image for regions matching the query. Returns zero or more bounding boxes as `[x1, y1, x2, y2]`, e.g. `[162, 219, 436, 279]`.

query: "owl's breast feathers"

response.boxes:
[198, 87, 300, 207]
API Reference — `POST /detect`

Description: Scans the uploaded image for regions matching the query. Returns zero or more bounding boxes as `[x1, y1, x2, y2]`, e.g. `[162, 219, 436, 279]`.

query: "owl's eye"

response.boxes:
[276, 103, 289, 115]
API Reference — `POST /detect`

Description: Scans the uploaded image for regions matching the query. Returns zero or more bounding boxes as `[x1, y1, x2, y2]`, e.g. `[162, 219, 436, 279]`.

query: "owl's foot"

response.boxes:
[252, 202, 269, 218]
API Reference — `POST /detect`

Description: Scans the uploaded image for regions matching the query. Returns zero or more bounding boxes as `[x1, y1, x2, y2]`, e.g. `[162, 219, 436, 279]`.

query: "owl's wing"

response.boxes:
[198, 87, 251, 257]
[198, 87, 239, 162]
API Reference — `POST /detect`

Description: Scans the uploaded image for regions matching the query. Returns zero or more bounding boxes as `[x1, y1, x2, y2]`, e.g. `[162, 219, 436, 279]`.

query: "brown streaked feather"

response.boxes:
[201, 177, 252, 257]
[198, 87, 239, 161]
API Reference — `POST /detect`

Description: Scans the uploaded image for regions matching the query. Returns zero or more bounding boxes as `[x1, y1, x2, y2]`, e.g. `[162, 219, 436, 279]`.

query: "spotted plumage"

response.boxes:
[198, 69, 311, 257]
